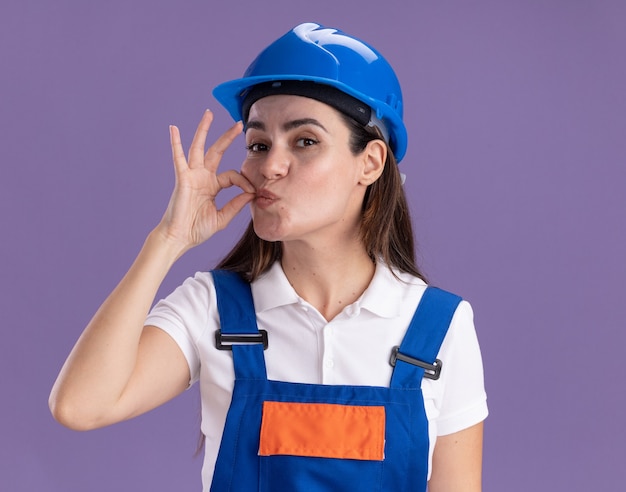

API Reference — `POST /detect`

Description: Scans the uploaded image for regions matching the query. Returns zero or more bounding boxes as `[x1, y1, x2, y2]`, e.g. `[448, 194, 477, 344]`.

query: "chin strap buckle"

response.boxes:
[389, 346, 442, 380]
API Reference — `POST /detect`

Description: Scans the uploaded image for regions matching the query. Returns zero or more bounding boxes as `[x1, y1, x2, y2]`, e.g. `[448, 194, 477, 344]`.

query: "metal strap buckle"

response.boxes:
[389, 346, 442, 380]
[215, 330, 269, 350]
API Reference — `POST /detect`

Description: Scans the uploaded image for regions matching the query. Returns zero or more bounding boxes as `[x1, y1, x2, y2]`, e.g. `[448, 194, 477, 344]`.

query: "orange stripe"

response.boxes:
[258, 401, 385, 461]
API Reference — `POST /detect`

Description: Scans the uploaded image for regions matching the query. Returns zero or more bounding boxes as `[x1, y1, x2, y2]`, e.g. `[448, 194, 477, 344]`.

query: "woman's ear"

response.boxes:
[359, 139, 387, 185]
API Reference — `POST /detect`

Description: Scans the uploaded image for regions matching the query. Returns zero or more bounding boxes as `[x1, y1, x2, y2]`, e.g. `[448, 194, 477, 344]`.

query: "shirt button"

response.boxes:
[346, 305, 359, 318]
[324, 358, 334, 369]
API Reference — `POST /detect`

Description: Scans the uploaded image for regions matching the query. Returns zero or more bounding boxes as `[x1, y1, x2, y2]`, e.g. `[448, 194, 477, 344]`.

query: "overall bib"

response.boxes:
[210, 270, 461, 492]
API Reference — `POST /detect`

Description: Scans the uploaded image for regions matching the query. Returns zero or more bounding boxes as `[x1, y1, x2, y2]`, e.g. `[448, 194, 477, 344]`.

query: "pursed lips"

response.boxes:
[254, 189, 279, 208]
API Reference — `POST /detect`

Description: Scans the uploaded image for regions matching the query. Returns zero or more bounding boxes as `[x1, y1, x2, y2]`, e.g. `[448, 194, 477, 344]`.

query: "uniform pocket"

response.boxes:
[259, 401, 385, 460]
[259, 401, 385, 491]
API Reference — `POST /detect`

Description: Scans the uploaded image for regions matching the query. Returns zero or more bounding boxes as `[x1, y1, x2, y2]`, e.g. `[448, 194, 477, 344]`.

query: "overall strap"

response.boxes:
[212, 270, 267, 380]
[390, 286, 462, 389]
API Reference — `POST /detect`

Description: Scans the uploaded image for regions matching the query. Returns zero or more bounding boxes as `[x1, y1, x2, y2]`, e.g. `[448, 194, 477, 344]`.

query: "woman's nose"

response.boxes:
[260, 146, 289, 179]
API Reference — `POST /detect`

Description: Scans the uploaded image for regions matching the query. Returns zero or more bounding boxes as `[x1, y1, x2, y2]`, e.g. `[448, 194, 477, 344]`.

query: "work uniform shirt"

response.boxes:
[146, 261, 488, 490]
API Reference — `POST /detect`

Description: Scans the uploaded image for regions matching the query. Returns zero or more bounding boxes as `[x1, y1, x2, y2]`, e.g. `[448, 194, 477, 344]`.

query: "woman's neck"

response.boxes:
[281, 238, 376, 321]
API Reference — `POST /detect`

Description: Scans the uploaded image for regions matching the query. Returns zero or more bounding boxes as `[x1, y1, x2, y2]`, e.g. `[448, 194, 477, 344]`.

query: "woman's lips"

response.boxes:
[254, 189, 278, 209]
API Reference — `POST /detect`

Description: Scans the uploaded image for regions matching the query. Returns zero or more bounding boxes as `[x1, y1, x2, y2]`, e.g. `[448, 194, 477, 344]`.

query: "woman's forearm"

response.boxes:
[48, 227, 185, 429]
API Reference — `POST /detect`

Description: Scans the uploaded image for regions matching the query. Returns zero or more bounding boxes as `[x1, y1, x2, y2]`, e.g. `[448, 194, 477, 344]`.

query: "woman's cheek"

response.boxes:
[240, 161, 251, 179]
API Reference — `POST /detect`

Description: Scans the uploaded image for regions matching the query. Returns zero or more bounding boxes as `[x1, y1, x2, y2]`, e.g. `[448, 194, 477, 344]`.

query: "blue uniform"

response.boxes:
[210, 270, 461, 492]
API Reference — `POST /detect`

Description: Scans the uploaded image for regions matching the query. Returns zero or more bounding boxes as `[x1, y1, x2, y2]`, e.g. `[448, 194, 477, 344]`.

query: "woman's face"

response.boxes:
[241, 95, 370, 245]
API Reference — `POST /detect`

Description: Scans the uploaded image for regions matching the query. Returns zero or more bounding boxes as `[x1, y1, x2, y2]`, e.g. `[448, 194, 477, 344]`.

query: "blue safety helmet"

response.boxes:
[213, 22, 408, 162]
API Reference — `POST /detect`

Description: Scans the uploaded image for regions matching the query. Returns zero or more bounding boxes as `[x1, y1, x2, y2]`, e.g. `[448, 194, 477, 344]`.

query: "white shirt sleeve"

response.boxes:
[433, 300, 488, 436]
[144, 272, 215, 386]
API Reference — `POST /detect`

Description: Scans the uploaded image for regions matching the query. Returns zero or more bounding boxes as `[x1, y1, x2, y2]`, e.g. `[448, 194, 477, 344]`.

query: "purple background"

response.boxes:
[2, 0, 625, 490]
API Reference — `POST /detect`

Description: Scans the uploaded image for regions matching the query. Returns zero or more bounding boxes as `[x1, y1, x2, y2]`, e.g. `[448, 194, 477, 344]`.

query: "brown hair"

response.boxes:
[216, 113, 426, 283]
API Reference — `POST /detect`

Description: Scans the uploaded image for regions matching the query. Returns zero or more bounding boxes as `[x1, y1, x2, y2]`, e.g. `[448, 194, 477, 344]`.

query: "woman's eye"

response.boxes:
[295, 137, 318, 148]
[246, 142, 268, 152]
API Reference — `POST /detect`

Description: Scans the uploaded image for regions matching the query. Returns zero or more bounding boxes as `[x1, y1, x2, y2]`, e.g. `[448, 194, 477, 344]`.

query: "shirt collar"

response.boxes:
[251, 260, 425, 319]
[251, 262, 300, 312]
[358, 261, 424, 318]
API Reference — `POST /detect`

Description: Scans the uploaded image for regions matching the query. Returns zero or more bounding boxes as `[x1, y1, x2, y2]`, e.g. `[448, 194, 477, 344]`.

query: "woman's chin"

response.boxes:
[252, 222, 286, 243]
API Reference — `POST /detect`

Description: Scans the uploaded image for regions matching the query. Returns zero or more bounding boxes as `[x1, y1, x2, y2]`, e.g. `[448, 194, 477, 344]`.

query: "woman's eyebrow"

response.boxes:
[283, 118, 328, 133]
[245, 120, 265, 132]
[244, 118, 328, 133]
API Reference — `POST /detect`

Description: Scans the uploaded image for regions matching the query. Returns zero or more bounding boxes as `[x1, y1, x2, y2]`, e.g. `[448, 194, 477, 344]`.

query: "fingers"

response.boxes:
[214, 170, 255, 231]
[217, 169, 256, 194]
[204, 121, 244, 171]
[187, 110, 214, 168]
[169, 125, 188, 175]
[216, 192, 255, 232]
[170, 112, 242, 174]
[168, 113, 249, 190]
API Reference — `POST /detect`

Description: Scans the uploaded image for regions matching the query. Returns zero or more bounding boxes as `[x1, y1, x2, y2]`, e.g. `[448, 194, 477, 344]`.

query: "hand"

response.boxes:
[157, 110, 255, 256]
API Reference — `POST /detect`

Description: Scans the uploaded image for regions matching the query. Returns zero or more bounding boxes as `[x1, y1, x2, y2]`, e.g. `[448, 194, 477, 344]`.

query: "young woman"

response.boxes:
[50, 22, 487, 492]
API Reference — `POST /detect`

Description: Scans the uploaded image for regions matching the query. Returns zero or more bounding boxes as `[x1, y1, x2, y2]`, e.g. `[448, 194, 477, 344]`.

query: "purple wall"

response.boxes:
[2, 0, 625, 490]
